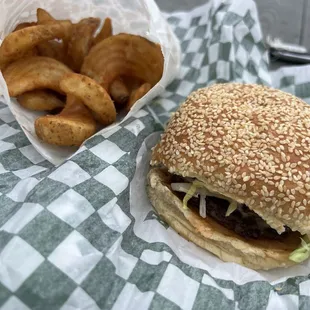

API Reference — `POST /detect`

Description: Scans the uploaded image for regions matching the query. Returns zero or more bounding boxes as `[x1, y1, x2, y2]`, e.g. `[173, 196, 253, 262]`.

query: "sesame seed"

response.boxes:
[243, 176, 250, 182]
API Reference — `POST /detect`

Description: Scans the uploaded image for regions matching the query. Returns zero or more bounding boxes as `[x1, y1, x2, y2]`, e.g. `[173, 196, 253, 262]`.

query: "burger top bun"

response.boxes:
[151, 83, 310, 236]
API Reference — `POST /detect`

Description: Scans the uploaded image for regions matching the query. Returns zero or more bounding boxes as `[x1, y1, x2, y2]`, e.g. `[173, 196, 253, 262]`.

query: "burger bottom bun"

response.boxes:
[147, 168, 302, 270]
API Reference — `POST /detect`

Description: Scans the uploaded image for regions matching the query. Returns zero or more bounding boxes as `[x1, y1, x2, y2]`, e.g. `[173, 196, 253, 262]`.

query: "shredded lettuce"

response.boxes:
[171, 183, 193, 194]
[226, 201, 238, 217]
[182, 181, 207, 209]
[194, 181, 238, 216]
[181, 180, 237, 213]
[182, 183, 198, 209]
[289, 236, 310, 263]
[193, 180, 207, 188]
[178, 180, 239, 218]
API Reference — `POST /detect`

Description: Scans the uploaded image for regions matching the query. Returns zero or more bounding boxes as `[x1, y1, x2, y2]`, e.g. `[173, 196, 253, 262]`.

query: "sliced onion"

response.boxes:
[171, 182, 238, 219]
[199, 191, 207, 218]
[225, 201, 237, 217]
[171, 183, 198, 197]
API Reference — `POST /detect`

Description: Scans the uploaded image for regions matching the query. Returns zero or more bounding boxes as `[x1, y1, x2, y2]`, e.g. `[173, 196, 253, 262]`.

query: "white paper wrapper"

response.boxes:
[131, 133, 310, 286]
[0, 0, 181, 165]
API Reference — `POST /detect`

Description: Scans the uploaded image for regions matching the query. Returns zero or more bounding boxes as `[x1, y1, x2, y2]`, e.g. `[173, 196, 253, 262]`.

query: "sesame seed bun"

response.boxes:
[147, 168, 300, 270]
[150, 83, 310, 236]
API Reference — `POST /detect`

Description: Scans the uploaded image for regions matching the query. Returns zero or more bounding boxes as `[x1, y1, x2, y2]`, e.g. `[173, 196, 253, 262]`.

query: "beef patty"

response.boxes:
[171, 176, 290, 240]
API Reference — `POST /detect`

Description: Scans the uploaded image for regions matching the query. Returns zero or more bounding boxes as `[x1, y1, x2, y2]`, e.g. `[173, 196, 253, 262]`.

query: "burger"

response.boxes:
[147, 83, 310, 270]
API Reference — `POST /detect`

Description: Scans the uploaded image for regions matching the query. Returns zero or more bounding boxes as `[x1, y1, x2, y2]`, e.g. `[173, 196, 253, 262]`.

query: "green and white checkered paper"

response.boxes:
[1, 0, 310, 309]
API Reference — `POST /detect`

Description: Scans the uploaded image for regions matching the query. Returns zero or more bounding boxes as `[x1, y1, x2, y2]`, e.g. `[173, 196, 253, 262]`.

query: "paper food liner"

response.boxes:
[0, 0, 181, 165]
[132, 133, 310, 285]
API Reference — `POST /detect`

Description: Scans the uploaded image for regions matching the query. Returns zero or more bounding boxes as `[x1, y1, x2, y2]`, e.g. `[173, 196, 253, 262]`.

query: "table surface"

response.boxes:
[156, 0, 310, 51]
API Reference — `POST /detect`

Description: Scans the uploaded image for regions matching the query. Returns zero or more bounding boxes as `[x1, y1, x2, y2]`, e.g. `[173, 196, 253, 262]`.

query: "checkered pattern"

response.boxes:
[1, 0, 310, 309]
